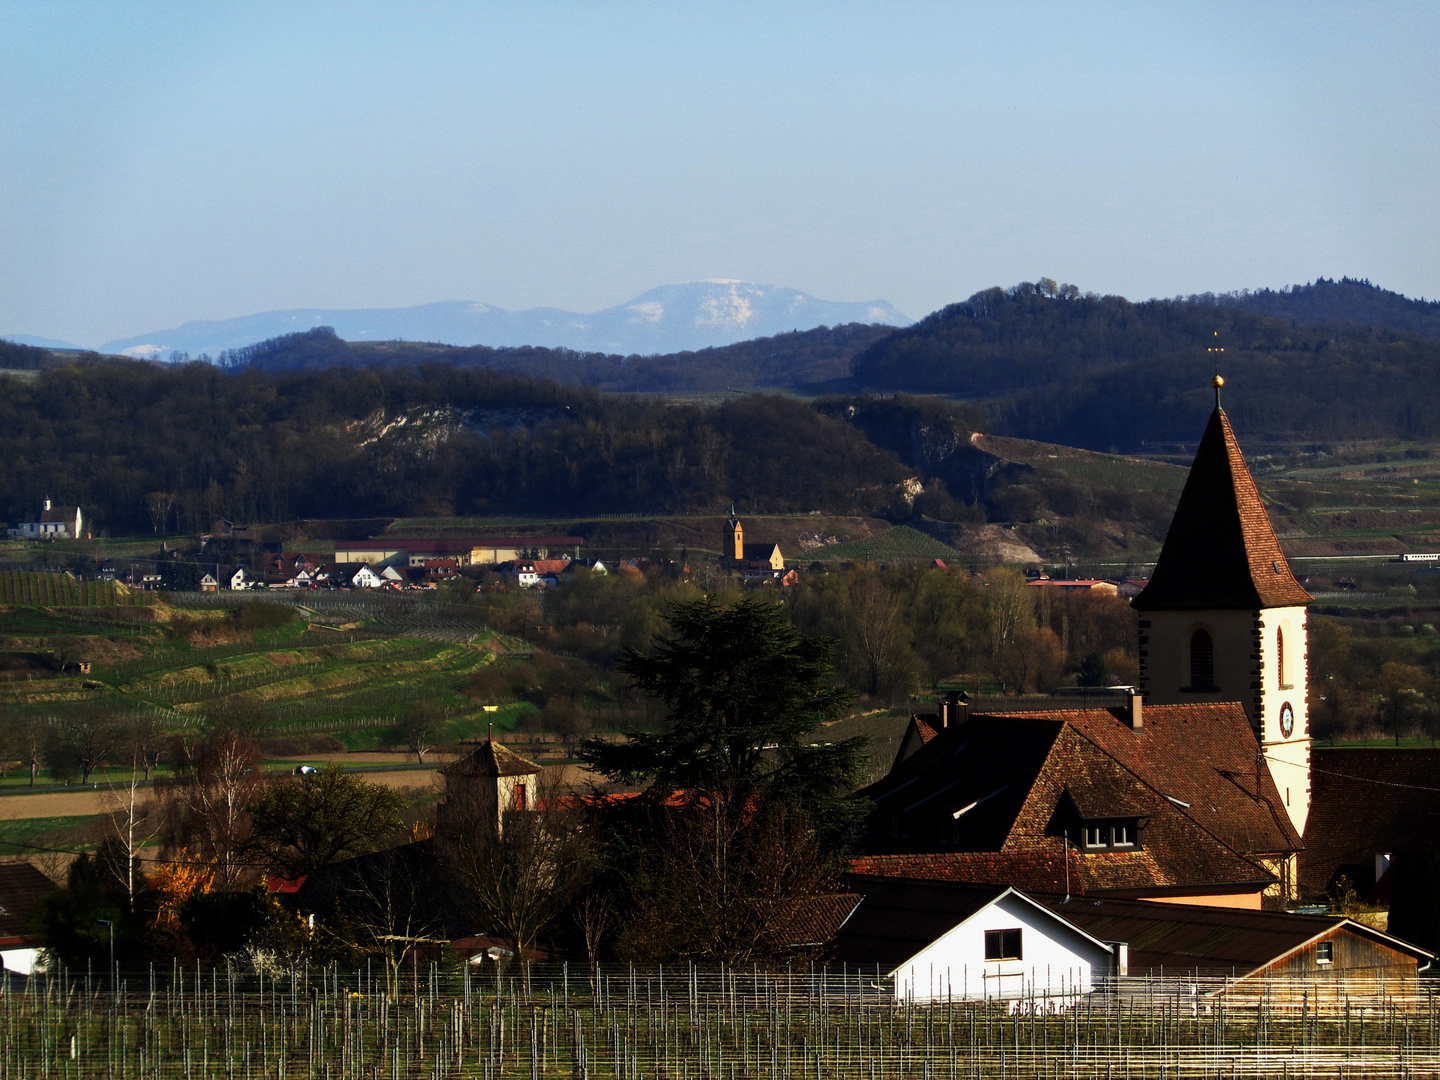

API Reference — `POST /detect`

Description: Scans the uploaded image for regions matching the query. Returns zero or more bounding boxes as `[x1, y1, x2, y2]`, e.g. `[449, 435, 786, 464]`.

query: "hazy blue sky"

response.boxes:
[2, 1, 1437, 346]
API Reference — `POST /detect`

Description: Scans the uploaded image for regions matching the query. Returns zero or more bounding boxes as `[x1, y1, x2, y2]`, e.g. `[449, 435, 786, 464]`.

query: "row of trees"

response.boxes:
[453, 561, 1139, 721]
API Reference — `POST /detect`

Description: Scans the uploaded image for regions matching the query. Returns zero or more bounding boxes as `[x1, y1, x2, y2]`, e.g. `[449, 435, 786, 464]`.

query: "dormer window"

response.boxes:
[1080, 819, 1140, 851]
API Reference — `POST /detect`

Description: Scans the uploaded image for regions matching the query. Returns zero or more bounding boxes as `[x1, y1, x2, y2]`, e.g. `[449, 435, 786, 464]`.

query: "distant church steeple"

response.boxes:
[725, 502, 744, 562]
[1134, 388, 1312, 836]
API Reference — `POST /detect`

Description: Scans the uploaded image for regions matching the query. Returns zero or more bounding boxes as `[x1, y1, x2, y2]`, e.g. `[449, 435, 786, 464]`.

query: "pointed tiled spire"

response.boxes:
[1134, 408, 1311, 611]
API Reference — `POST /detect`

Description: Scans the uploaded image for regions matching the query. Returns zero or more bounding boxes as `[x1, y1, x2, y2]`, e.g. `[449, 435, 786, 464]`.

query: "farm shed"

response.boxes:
[829, 876, 1116, 1003]
[1044, 894, 1434, 1003]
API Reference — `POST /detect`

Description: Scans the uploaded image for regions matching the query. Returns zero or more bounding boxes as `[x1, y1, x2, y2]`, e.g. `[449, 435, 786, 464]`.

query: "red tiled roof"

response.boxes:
[266, 875, 308, 895]
[1300, 748, 1440, 895]
[996, 703, 1303, 856]
[857, 704, 1293, 897]
[1134, 409, 1312, 611]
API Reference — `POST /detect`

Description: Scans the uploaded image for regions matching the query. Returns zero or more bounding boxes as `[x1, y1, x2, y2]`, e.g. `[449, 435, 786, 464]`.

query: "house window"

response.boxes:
[1080, 819, 1140, 851]
[984, 928, 1022, 961]
[1316, 940, 1334, 964]
[1189, 630, 1215, 690]
[513, 783, 527, 812]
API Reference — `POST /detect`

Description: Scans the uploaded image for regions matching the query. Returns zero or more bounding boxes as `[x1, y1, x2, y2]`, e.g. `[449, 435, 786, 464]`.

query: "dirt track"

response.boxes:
[0, 768, 444, 821]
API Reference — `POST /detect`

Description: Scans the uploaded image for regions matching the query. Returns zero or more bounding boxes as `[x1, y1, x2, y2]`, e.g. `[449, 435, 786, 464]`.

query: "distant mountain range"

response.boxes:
[86, 281, 910, 359]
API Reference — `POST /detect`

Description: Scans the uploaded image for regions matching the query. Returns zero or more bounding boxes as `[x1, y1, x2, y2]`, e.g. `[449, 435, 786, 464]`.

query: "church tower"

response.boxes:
[1133, 385, 1313, 837]
[725, 504, 744, 563]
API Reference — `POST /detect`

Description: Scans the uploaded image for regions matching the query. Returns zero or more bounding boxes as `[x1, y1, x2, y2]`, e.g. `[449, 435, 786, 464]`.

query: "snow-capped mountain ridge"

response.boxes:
[97, 282, 910, 360]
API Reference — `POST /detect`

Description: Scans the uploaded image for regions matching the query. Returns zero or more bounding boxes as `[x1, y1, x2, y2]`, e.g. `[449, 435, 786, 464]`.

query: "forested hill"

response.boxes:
[0, 360, 918, 534]
[1222, 278, 1440, 339]
[851, 280, 1440, 451]
[215, 321, 893, 392]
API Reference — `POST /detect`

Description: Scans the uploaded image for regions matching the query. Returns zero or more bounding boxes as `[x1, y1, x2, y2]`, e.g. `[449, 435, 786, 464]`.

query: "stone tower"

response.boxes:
[1133, 404, 1313, 837]
[440, 735, 541, 838]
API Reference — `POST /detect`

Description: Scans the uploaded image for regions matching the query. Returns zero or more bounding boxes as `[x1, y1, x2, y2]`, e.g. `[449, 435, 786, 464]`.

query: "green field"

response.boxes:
[810, 525, 959, 563]
[0, 814, 101, 857]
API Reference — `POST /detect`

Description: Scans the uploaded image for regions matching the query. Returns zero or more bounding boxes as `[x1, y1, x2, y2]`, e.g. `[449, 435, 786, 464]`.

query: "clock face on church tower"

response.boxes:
[1279, 702, 1295, 738]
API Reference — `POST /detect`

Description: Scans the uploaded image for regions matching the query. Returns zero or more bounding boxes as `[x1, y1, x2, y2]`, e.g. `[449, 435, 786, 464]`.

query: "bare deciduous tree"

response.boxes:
[161, 729, 262, 889]
[614, 793, 841, 964]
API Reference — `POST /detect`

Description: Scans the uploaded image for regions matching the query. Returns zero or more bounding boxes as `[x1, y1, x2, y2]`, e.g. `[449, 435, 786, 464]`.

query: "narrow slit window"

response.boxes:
[1190, 630, 1215, 690]
[1277, 627, 1286, 687]
[513, 782, 527, 812]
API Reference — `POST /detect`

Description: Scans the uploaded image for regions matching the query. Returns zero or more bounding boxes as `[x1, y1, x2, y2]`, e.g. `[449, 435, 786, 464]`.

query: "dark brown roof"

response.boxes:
[1301, 748, 1440, 895]
[1039, 894, 1433, 977]
[1134, 408, 1311, 611]
[0, 862, 59, 942]
[442, 738, 541, 779]
[828, 877, 1011, 969]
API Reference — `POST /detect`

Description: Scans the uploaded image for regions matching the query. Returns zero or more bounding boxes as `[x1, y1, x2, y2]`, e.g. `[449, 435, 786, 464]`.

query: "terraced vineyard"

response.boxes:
[0, 589, 532, 759]
[0, 570, 152, 607]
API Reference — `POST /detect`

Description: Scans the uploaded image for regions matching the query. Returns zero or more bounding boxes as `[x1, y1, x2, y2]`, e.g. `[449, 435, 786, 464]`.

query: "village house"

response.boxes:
[853, 396, 1313, 908]
[829, 877, 1115, 1004]
[468, 537, 584, 566]
[6, 499, 84, 540]
[1028, 578, 1120, 596]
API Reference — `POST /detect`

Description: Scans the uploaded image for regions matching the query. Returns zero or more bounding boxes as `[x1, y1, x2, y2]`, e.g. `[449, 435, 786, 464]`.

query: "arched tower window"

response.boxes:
[1189, 629, 1215, 690]
[1277, 626, 1286, 687]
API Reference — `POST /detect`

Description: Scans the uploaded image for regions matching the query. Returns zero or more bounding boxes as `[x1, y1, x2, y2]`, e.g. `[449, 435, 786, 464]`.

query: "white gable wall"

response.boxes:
[890, 892, 1113, 1003]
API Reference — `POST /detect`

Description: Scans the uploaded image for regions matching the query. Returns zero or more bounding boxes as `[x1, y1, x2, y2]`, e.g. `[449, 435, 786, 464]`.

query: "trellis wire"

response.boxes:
[2, 961, 1440, 1078]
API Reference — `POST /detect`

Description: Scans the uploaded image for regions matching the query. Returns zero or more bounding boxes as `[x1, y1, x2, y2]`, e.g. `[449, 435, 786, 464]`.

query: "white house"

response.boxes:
[351, 565, 384, 589]
[7, 499, 83, 539]
[831, 877, 1118, 1004]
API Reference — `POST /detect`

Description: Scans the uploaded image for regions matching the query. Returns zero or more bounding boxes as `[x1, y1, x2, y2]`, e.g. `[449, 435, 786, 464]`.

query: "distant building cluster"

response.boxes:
[5, 499, 84, 540]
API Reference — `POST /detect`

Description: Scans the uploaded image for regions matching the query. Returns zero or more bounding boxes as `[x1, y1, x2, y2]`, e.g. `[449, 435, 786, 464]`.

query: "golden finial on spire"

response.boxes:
[1206, 330, 1226, 409]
